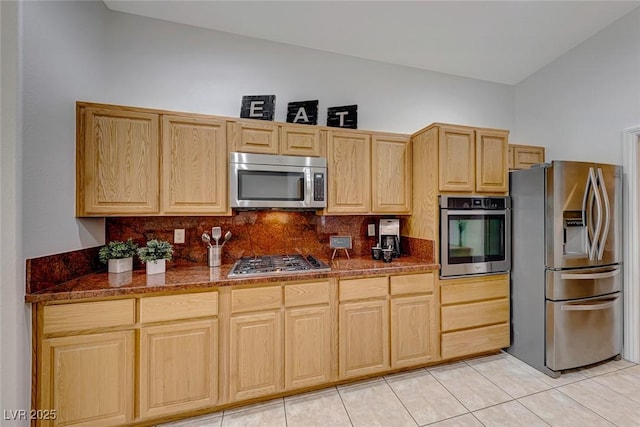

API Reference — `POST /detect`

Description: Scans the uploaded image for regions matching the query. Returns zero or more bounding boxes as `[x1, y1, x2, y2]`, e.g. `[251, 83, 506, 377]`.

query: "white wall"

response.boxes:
[13, 1, 517, 420]
[515, 7, 640, 164]
[1, 0, 27, 422]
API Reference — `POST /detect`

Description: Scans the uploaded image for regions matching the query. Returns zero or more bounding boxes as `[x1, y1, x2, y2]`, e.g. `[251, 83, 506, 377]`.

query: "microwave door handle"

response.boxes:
[596, 168, 611, 261]
[561, 297, 618, 312]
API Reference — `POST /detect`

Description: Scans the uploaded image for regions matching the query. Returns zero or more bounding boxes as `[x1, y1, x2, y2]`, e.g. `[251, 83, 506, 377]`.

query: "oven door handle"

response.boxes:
[560, 269, 620, 280]
[560, 297, 618, 312]
[444, 209, 508, 215]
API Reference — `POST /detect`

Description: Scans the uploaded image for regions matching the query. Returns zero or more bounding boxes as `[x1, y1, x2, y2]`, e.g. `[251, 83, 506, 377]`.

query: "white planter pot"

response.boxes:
[108, 257, 133, 274]
[146, 259, 166, 275]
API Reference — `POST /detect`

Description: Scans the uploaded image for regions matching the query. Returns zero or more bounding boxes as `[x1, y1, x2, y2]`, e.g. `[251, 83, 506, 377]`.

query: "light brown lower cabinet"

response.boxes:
[439, 274, 510, 359]
[339, 299, 390, 378]
[39, 331, 135, 427]
[284, 305, 332, 390]
[391, 295, 436, 368]
[33, 272, 514, 426]
[229, 310, 283, 402]
[138, 319, 218, 420]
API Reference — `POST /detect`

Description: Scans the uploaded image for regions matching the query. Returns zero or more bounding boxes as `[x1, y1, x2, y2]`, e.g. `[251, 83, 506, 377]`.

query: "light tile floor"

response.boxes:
[158, 352, 638, 427]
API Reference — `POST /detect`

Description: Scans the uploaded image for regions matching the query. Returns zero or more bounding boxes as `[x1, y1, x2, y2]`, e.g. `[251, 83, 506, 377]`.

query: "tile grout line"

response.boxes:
[335, 385, 356, 427]
[381, 372, 422, 427]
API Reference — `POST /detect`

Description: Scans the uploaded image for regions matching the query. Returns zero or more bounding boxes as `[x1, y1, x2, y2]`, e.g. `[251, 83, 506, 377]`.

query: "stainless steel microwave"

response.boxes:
[229, 152, 327, 209]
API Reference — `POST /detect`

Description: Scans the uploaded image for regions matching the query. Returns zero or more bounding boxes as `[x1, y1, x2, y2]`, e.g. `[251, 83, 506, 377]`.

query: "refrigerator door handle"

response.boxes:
[560, 296, 618, 312]
[560, 269, 620, 280]
[596, 168, 611, 261]
[584, 167, 602, 260]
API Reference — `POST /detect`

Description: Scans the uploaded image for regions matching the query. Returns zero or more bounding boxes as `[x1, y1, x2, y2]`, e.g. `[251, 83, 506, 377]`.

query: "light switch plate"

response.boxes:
[367, 223, 376, 237]
[174, 229, 185, 244]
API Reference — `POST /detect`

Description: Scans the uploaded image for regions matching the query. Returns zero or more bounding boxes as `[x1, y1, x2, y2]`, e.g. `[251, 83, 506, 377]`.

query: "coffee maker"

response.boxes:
[379, 219, 401, 258]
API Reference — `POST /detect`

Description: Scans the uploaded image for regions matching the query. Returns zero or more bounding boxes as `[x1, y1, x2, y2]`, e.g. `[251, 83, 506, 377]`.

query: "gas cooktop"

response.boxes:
[227, 254, 330, 278]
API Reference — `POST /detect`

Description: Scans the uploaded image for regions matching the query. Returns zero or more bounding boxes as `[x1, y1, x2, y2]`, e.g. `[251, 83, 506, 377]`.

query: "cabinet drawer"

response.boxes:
[285, 281, 330, 307]
[440, 274, 509, 305]
[232, 286, 282, 313]
[339, 277, 388, 302]
[139, 292, 218, 323]
[390, 273, 434, 295]
[441, 299, 509, 332]
[43, 299, 135, 334]
[441, 323, 510, 359]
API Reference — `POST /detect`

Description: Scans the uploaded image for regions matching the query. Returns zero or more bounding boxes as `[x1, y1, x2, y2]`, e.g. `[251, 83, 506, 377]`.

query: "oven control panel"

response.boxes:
[440, 196, 510, 210]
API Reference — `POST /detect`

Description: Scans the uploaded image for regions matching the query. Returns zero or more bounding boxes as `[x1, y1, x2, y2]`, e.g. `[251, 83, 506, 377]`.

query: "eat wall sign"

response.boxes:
[240, 95, 357, 129]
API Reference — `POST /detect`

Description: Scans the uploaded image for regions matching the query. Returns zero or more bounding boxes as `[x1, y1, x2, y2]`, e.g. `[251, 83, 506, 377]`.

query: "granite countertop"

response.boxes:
[25, 255, 439, 303]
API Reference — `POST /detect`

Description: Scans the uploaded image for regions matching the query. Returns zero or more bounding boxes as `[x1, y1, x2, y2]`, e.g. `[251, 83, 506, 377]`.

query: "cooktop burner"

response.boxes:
[228, 254, 330, 278]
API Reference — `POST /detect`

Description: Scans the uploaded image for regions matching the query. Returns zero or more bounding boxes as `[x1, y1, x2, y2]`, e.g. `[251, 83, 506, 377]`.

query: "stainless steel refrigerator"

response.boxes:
[508, 161, 622, 378]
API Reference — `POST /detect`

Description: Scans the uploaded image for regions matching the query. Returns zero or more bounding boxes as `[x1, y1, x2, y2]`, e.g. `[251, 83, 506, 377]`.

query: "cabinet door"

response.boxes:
[285, 306, 331, 390]
[161, 115, 228, 214]
[229, 311, 283, 402]
[513, 145, 545, 169]
[280, 125, 322, 156]
[339, 299, 389, 378]
[138, 319, 218, 420]
[40, 331, 134, 427]
[372, 135, 411, 213]
[81, 108, 159, 215]
[438, 126, 475, 192]
[475, 129, 508, 193]
[391, 295, 436, 368]
[229, 120, 279, 154]
[326, 131, 371, 213]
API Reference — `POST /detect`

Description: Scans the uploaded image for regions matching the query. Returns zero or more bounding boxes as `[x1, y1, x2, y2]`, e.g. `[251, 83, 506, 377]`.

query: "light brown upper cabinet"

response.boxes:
[326, 130, 411, 214]
[326, 131, 372, 214]
[77, 103, 230, 216]
[228, 120, 280, 155]
[437, 124, 509, 194]
[508, 144, 546, 170]
[280, 124, 322, 157]
[228, 119, 323, 157]
[162, 115, 228, 215]
[372, 134, 412, 213]
[77, 106, 160, 216]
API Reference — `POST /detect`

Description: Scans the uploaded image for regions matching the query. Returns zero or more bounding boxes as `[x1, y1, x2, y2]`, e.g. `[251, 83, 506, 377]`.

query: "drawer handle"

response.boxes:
[561, 297, 618, 312]
[560, 269, 619, 280]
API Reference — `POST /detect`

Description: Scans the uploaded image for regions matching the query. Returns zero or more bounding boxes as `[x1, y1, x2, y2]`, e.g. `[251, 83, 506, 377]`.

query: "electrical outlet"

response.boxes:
[367, 223, 376, 237]
[174, 229, 185, 244]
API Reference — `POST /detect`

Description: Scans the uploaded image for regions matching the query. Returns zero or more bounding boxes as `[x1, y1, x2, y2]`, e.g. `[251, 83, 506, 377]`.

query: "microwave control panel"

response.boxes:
[313, 173, 325, 201]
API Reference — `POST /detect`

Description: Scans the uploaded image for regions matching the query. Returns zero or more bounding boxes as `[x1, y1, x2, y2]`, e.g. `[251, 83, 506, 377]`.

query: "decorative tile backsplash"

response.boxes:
[106, 212, 432, 267]
[26, 212, 434, 294]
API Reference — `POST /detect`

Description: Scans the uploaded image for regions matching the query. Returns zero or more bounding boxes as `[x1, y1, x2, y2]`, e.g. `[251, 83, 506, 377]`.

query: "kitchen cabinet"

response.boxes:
[228, 119, 323, 157]
[326, 130, 411, 214]
[77, 103, 230, 216]
[439, 274, 510, 359]
[280, 124, 323, 156]
[77, 106, 160, 216]
[338, 277, 390, 378]
[372, 134, 412, 213]
[161, 115, 229, 215]
[508, 143, 546, 170]
[37, 299, 136, 427]
[284, 281, 332, 390]
[228, 120, 280, 154]
[436, 124, 509, 194]
[138, 293, 219, 420]
[390, 273, 437, 368]
[326, 130, 372, 213]
[228, 285, 283, 402]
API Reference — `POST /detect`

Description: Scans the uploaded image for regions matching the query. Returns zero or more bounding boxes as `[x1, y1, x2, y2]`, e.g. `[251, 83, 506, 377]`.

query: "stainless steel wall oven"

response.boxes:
[439, 196, 511, 278]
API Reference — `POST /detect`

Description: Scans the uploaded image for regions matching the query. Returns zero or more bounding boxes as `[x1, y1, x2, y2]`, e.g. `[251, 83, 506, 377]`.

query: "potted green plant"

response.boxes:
[98, 238, 138, 273]
[138, 239, 174, 275]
